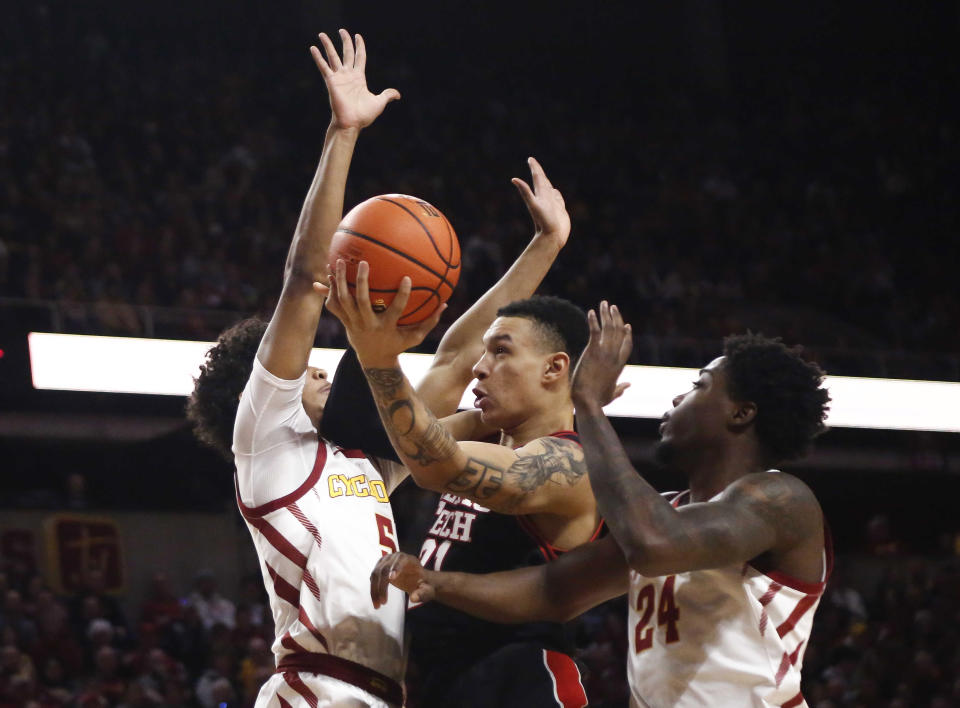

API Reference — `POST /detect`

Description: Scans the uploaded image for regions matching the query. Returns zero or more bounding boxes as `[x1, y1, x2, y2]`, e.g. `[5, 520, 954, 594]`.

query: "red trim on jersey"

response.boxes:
[247, 515, 308, 568]
[758, 581, 783, 636]
[774, 649, 792, 687]
[266, 561, 301, 608]
[776, 594, 819, 639]
[236, 442, 328, 519]
[543, 650, 588, 708]
[759, 581, 783, 605]
[281, 631, 309, 654]
[279, 653, 403, 706]
[764, 569, 824, 595]
[282, 670, 320, 708]
[782, 691, 806, 708]
[277, 695, 294, 708]
[550, 430, 581, 446]
[297, 606, 330, 652]
[301, 569, 322, 603]
[516, 515, 605, 561]
[336, 447, 367, 459]
[517, 515, 559, 561]
[289, 502, 323, 550]
[755, 522, 834, 594]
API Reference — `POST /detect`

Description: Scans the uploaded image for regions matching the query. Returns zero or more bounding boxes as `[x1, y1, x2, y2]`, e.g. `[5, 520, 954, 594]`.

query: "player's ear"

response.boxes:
[729, 400, 757, 430]
[543, 352, 570, 384]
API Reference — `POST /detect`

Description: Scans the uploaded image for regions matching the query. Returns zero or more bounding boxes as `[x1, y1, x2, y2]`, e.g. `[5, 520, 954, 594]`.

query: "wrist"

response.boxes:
[572, 394, 604, 414]
[327, 121, 362, 139]
[533, 230, 567, 248]
[357, 351, 401, 370]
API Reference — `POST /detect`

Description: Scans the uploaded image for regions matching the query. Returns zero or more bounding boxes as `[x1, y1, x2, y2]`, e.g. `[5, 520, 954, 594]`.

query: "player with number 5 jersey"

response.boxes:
[188, 29, 409, 707]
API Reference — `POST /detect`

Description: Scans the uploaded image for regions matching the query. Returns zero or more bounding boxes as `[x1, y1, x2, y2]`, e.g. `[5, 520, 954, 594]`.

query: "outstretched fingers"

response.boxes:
[338, 28, 355, 67]
[527, 156, 552, 194]
[355, 33, 367, 71]
[511, 176, 536, 209]
[318, 32, 343, 72]
[309, 45, 333, 78]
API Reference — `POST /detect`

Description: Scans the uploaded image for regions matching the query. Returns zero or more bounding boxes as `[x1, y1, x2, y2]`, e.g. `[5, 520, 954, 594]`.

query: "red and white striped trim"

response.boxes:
[289, 501, 323, 550]
[782, 690, 806, 707]
[757, 580, 783, 636]
[236, 442, 328, 518]
[282, 670, 320, 708]
[542, 650, 588, 708]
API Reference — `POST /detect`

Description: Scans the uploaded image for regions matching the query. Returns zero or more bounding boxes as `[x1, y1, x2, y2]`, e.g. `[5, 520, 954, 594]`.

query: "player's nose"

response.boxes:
[471, 355, 488, 379]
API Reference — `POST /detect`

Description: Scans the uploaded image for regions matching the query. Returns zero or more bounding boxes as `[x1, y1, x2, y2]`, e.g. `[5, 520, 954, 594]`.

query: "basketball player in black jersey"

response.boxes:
[324, 239, 623, 705]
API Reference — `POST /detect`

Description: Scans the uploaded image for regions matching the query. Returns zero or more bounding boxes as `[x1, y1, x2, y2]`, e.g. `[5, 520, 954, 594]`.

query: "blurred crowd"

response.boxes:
[2, 4, 958, 379]
[3, 540, 960, 708]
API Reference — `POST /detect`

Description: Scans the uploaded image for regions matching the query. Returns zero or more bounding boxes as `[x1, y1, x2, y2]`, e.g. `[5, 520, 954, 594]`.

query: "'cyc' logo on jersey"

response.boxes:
[327, 474, 389, 503]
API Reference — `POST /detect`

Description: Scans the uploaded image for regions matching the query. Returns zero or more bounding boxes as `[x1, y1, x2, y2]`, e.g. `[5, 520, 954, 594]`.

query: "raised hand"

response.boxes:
[370, 552, 436, 609]
[311, 29, 401, 130]
[511, 157, 571, 248]
[323, 259, 446, 367]
[572, 301, 633, 409]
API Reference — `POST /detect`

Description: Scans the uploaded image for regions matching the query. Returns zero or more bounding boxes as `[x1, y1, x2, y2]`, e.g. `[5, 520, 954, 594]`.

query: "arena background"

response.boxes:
[1, 1, 959, 705]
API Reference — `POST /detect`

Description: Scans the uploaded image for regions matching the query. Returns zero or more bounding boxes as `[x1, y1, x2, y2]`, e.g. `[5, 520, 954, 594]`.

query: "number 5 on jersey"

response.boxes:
[375, 514, 397, 556]
[635, 575, 680, 653]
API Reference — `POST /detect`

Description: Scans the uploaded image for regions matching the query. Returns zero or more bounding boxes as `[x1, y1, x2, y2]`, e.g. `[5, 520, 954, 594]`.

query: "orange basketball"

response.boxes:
[329, 194, 461, 325]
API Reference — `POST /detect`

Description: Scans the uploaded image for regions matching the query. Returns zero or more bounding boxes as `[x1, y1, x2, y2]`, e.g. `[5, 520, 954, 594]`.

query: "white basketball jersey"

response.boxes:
[233, 359, 406, 696]
[627, 489, 831, 708]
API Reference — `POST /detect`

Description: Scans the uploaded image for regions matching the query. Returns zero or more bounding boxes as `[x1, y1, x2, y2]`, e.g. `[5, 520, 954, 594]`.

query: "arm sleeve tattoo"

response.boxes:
[364, 366, 460, 466]
[446, 438, 586, 510]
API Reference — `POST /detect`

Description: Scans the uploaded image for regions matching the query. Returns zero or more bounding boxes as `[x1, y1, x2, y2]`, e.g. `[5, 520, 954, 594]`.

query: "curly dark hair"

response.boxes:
[186, 317, 268, 461]
[496, 295, 589, 371]
[722, 333, 831, 464]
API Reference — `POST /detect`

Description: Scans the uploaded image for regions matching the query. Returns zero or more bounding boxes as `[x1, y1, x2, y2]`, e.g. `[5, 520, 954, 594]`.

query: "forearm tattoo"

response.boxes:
[445, 438, 586, 508]
[365, 367, 405, 398]
[364, 367, 460, 466]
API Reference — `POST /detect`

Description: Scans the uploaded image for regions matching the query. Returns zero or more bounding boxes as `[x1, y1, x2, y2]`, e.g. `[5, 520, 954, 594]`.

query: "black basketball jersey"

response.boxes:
[407, 430, 603, 706]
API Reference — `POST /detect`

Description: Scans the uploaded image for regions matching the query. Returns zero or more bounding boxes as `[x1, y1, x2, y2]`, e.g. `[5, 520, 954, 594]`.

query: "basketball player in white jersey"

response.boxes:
[187, 29, 577, 708]
[371, 303, 832, 707]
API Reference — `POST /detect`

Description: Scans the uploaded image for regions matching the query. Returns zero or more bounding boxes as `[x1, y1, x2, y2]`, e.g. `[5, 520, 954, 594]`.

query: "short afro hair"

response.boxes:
[496, 295, 589, 371]
[721, 333, 830, 464]
[186, 317, 268, 461]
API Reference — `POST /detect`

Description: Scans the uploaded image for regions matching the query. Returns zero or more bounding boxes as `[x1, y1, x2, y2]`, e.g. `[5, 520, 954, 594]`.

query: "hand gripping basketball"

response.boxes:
[328, 194, 460, 325]
[325, 259, 447, 366]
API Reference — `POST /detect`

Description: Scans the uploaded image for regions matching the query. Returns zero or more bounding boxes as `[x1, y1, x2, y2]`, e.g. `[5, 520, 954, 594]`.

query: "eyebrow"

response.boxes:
[482, 333, 514, 347]
[699, 369, 714, 377]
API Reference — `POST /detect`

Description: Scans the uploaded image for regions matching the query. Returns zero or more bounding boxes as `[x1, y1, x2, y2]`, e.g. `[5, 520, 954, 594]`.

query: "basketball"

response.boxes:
[329, 194, 461, 325]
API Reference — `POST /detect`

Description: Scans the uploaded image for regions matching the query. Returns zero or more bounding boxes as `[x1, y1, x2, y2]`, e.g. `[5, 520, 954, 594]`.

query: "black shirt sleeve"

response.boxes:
[318, 347, 400, 462]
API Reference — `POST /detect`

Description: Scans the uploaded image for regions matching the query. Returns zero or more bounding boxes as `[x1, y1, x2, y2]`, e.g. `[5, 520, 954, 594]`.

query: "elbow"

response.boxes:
[406, 470, 448, 494]
[621, 538, 676, 578]
[283, 263, 323, 291]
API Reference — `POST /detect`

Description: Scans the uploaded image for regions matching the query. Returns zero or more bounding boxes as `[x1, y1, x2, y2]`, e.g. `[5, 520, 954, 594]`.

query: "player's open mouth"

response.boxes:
[472, 388, 488, 409]
[658, 414, 669, 435]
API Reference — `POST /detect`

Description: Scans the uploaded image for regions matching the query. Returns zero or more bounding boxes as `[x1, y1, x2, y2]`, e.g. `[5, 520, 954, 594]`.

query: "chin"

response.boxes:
[653, 439, 675, 466]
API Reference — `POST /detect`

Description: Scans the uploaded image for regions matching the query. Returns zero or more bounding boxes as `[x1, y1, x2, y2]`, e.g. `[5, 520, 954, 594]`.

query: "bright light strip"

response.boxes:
[27, 333, 960, 432]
